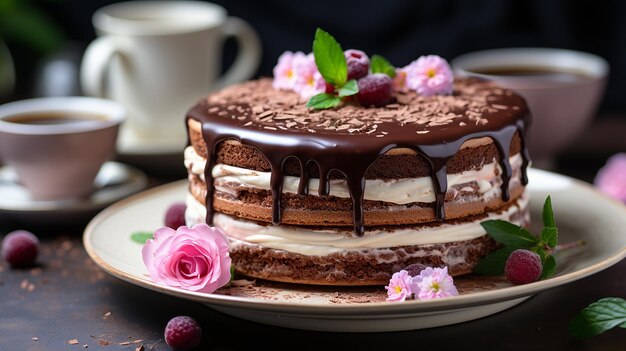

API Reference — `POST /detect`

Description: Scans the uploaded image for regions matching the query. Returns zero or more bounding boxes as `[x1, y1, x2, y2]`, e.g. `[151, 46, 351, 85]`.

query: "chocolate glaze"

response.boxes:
[186, 78, 531, 236]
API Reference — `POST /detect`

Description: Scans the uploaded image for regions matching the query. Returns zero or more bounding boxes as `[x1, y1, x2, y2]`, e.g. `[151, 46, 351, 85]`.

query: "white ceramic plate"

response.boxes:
[83, 169, 626, 332]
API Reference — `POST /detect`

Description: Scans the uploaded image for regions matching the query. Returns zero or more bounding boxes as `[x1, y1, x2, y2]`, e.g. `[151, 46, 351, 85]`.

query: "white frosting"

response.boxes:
[185, 193, 529, 257]
[184, 146, 523, 205]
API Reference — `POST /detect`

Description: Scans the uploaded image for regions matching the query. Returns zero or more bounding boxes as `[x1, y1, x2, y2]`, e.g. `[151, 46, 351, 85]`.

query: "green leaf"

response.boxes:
[570, 298, 626, 338]
[337, 79, 359, 97]
[540, 226, 559, 248]
[226, 264, 236, 286]
[473, 246, 517, 275]
[480, 220, 539, 248]
[542, 195, 556, 228]
[312, 28, 347, 86]
[130, 231, 153, 244]
[540, 255, 556, 279]
[306, 93, 342, 109]
[370, 54, 397, 78]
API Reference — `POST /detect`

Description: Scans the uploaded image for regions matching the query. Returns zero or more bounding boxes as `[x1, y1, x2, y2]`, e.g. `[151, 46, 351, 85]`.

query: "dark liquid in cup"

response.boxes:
[5, 112, 108, 125]
[472, 66, 591, 83]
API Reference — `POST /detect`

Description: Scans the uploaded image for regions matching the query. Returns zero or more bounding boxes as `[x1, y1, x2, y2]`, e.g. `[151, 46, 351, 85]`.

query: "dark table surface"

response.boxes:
[1, 156, 626, 351]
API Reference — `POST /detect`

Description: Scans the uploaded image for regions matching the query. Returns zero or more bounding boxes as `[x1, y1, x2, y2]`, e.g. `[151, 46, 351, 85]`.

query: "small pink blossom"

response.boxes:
[142, 224, 231, 293]
[292, 53, 326, 99]
[393, 68, 409, 92]
[272, 51, 306, 90]
[412, 266, 458, 300]
[595, 153, 626, 203]
[404, 55, 454, 96]
[385, 270, 414, 302]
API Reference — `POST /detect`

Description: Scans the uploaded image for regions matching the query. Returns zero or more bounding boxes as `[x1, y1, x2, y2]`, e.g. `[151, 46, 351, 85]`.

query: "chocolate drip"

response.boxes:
[296, 158, 309, 195]
[269, 159, 284, 224]
[187, 78, 532, 236]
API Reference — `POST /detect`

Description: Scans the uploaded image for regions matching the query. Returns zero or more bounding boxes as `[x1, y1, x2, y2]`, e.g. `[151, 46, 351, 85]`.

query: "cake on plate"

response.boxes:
[183, 38, 531, 286]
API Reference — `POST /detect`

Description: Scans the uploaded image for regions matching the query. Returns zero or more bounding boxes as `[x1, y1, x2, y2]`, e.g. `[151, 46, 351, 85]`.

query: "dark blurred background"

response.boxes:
[1, 0, 625, 178]
[1, 0, 624, 112]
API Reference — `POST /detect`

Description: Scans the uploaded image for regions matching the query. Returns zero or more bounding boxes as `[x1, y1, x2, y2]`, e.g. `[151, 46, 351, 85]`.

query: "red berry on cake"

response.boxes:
[357, 73, 393, 106]
[403, 263, 430, 277]
[345, 49, 369, 80]
[164, 316, 202, 351]
[165, 202, 187, 229]
[504, 249, 543, 284]
[1, 230, 39, 268]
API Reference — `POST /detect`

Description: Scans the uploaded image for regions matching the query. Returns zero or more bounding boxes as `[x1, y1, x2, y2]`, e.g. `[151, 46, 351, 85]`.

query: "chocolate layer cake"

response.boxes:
[184, 78, 531, 285]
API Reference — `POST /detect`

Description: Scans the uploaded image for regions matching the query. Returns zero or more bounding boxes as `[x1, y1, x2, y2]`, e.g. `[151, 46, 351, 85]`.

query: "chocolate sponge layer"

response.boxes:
[189, 173, 525, 226]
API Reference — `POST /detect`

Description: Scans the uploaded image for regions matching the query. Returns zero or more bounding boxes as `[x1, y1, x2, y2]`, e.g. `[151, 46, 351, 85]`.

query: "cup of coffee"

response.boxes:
[451, 48, 609, 167]
[80, 1, 261, 142]
[0, 97, 126, 200]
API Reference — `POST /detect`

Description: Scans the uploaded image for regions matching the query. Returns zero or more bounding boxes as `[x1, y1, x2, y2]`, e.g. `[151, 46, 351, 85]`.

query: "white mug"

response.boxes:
[81, 1, 261, 141]
[452, 48, 608, 168]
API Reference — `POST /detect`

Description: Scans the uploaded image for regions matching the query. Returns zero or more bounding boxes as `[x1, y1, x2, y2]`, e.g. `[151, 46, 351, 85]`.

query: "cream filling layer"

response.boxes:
[184, 146, 523, 205]
[185, 192, 529, 257]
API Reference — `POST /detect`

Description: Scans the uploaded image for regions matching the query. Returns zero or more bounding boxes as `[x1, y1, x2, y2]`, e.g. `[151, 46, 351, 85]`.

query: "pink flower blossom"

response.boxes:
[385, 270, 414, 302]
[404, 55, 454, 96]
[272, 51, 306, 90]
[142, 224, 231, 293]
[412, 266, 458, 300]
[292, 53, 326, 99]
[595, 153, 626, 203]
[393, 68, 409, 92]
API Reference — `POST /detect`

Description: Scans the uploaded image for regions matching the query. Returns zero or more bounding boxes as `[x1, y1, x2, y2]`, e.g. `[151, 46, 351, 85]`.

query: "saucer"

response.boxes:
[0, 161, 147, 223]
[117, 125, 185, 156]
[115, 126, 186, 177]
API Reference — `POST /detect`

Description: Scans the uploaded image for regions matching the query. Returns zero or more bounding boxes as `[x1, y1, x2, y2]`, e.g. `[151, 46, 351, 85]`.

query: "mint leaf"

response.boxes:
[337, 79, 359, 97]
[473, 246, 517, 275]
[570, 298, 626, 338]
[131, 231, 153, 244]
[371, 55, 397, 78]
[481, 220, 538, 248]
[540, 226, 558, 248]
[312, 28, 347, 87]
[540, 255, 556, 279]
[542, 195, 556, 228]
[306, 93, 342, 109]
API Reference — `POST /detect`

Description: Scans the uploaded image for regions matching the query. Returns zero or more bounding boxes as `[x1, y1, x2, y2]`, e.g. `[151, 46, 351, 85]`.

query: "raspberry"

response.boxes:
[2, 230, 39, 268]
[324, 82, 335, 94]
[504, 249, 543, 284]
[403, 263, 429, 277]
[345, 49, 369, 80]
[357, 74, 393, 107]
[165, 202, 187, 229]
[164, 316, 202, 351]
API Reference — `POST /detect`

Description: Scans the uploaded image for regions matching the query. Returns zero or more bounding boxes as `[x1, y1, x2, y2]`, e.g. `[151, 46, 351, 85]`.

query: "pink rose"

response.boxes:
[595, 153, 626, 203]
[142, 224, 231, 293]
